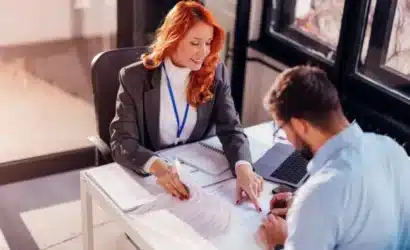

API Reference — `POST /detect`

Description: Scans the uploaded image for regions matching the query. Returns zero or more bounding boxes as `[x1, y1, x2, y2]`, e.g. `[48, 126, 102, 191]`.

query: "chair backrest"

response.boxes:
[90, 47, 148, 146]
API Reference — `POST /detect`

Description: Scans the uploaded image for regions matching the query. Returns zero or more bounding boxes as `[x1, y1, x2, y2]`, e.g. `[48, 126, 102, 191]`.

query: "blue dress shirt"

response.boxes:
[284, 122, 410, 250]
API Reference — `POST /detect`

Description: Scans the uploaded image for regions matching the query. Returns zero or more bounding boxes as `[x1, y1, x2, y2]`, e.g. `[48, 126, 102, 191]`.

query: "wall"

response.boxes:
[241, 49, 287, 127]
[0, 0, 118, 102]
[205, 0, 286, 126]
[205, 0, 236, 64]
[1, 0, 285, 124]
[0, 0, 116, 46]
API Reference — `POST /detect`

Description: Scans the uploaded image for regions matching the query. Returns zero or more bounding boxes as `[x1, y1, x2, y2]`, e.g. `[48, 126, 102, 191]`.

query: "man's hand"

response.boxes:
[235, 164, 264, 212]
[256, 214, 288, 249]
[270, 192, 293, 218]
[150, 160, 189, 200]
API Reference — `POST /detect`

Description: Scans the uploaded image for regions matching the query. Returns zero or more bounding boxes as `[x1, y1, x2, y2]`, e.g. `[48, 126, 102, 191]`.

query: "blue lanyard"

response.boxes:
[162, 64, 190, 139]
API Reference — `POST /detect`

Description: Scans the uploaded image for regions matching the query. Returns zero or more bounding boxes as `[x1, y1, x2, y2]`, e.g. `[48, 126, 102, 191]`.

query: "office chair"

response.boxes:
[89, 47, 148, 166]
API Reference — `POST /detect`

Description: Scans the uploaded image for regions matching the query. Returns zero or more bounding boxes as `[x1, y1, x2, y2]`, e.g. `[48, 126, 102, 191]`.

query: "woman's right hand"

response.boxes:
[150, 160, 190, 200]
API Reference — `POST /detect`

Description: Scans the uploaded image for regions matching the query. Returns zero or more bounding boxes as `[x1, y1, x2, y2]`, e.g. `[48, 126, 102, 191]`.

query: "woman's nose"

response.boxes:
[197, 44, 209, 57]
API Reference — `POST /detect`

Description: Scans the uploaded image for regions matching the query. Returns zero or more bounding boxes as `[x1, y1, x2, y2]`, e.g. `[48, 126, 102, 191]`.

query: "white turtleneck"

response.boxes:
[142, 57, 197, 172]
[159, 57, 198, 145]
[142, 57, 250, 173]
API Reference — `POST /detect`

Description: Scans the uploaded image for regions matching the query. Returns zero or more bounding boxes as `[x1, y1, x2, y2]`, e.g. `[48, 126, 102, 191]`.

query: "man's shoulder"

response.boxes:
[357, 132, 408, 164]
[296, 166, 348, 205]
[328, 132, 400, 171]
[362, 131, 402, 150]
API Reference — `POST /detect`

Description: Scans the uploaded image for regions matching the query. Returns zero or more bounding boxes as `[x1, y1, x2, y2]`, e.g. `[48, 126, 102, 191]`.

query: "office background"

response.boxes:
[0, 0, 409, 185]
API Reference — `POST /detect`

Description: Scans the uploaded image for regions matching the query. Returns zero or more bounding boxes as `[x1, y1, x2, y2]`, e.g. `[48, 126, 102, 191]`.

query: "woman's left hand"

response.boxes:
[235, 164, 264, 212]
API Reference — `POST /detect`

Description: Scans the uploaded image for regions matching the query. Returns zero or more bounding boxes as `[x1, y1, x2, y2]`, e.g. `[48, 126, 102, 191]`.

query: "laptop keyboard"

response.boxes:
[270, 151, 309, 185]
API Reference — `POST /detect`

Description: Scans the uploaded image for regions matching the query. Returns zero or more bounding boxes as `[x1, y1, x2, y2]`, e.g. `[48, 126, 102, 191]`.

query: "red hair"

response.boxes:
[141, 1, 225, 107]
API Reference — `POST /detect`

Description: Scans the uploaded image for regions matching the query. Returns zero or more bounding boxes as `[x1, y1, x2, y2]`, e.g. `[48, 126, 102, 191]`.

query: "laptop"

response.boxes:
[254, 142, 310, 189]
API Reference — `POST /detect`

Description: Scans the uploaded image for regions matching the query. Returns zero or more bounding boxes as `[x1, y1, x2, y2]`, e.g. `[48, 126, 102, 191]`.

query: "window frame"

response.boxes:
[257, 0, 410, 116]
[260, 0, 338, 62]
[258, 0, 410, 101]
[236, 0, 410, 152]
[362, 0, 410, 91]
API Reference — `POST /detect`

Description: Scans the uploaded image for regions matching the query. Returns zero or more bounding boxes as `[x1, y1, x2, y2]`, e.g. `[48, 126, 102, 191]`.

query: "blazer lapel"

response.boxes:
[143, 66, 162, 150]
[188, 100, 213, 142]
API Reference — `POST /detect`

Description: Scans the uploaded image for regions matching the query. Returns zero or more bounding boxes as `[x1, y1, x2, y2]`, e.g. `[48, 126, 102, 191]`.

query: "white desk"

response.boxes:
[80, 122, 279, 250]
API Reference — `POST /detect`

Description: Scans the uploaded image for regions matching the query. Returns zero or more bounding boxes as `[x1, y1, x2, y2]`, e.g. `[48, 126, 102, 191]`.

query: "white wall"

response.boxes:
[1, 0, 285, 125]
[205, 0, 237, 65]
[206, 0, 287, 126]
[0, 0, 116, 46]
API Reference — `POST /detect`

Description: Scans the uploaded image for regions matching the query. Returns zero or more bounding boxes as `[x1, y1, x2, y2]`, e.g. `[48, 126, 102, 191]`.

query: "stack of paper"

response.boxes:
[158, 142, 230, 176]
[130, 184, 232, 239]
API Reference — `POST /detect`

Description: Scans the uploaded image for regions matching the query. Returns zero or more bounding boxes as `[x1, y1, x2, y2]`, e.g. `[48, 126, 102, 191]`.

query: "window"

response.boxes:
[266, 0, 346, 61]
[360, 0, 410, 100]
[360, 0, 376, 63]
[252, 0, 410, 152]
[385, 0, 410, 76]
[0, 1, 116, 164]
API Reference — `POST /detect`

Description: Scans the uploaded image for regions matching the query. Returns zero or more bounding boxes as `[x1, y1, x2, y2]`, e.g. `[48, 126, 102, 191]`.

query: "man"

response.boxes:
[257, 65, 410, 249]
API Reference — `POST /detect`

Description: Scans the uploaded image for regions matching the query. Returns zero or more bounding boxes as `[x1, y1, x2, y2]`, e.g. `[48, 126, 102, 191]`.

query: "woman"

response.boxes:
[110, 1, 263, 211]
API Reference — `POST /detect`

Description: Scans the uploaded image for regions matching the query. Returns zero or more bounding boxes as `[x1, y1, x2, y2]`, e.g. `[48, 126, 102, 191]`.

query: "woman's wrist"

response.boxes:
[235, 162, 253, 176]
[150, 159, 170, 177]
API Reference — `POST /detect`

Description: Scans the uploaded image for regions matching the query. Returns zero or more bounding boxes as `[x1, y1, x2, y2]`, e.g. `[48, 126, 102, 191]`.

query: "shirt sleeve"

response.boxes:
[284, 172, 344, 250]
[235, 160, 253, 171]
[142, 155, 160, 173]
[212, 63, 252, 174]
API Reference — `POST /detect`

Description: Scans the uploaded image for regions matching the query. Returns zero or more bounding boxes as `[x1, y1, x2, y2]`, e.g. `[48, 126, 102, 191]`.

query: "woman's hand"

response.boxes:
[150, 159, 189, 200]
[235, 164, 264, 211]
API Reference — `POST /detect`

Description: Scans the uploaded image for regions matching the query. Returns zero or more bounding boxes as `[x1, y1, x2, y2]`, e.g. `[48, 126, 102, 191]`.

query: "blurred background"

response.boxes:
[1, 0, 409, 181]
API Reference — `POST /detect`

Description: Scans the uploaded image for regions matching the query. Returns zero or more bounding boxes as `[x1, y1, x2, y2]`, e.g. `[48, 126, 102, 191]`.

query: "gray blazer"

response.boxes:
[109, 61, 251, 175]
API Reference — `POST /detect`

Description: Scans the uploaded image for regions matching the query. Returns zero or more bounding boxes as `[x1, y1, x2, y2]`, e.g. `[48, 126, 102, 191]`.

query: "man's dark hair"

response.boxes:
[264, 65, 342, 129]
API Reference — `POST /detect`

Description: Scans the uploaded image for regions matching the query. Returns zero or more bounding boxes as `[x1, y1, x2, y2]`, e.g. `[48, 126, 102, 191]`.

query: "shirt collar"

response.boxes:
[307, 121, 363, 175]
[163, 57, 191, 81]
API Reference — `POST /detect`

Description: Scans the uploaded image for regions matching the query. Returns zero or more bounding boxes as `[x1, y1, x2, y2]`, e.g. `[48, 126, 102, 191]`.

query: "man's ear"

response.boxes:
[289, 117, 309, 135]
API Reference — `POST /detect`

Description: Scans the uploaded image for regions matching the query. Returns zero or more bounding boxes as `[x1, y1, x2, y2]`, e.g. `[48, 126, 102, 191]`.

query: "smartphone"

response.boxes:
[272, 184, 295, 195]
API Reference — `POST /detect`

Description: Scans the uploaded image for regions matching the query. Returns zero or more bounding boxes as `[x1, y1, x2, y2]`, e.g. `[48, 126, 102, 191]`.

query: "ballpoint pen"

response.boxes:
[172, 158, 190, 197]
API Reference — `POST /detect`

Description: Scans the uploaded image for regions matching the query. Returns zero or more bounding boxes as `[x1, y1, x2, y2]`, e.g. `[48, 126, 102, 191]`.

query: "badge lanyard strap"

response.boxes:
[162, 64, 190, 140]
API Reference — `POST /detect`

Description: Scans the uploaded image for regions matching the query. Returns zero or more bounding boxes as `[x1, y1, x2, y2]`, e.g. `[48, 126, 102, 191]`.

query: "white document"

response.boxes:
[130, 183, 232, 239]
[199, 135, 272, 164]
[205, 178, 278, 222]
[130, 209, 218, 250]
[200, 136, 223, 151]
[86, 165, 156, 212]
[204, 179, 278, 250]
[158, 142, 230, 176]
[178, 166, 234, 188]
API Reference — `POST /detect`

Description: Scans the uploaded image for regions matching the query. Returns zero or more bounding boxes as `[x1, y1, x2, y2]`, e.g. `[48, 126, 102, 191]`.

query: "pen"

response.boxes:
[172, 159, 190, 196]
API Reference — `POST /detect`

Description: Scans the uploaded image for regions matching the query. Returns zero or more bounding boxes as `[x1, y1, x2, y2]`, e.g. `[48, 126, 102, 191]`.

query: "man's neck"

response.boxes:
[311, 116, 350, 154]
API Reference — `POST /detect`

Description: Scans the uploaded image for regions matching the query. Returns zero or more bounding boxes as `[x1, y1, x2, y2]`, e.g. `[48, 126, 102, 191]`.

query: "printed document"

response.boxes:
[130, 209, 218, 250]
[130, 183, 232, 239]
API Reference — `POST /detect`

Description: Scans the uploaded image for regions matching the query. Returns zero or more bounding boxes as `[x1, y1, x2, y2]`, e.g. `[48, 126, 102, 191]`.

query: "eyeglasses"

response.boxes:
[272, 122, 286, 141]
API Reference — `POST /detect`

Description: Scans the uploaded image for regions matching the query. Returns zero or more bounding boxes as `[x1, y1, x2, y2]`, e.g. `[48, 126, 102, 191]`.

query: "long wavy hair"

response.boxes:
[140, 1, 225, 107]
